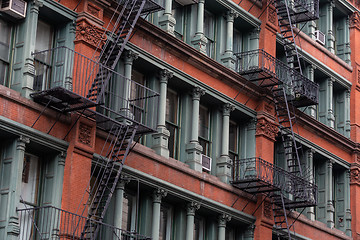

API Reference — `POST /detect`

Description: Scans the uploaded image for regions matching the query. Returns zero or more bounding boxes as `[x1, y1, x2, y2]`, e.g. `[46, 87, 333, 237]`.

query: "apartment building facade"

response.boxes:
[0, 0, 360, 239]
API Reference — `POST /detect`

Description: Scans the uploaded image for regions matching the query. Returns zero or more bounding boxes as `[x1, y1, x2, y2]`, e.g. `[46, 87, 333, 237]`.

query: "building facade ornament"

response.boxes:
[256, 117, 278, 141]
[78, 122, 92, 146]
[192, 87, 205, 101]
[263, 201, 273, 219]
[350, 11, 360, 29]
[75, 19, 106, 48]
[350, 168, 360, 184]
[158, 69, 174, 84]
[153, 188, 168, 203]
[186, 202, 200, 216]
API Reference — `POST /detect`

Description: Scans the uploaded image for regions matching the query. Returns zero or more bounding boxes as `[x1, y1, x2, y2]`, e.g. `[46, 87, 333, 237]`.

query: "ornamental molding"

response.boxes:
[256, 116, 278, 141]
[78, 122, 92, 146]
[350, 11, 360, 29]
[350, 167, 360, 184]
[75, 19, 106, 48]
[263, 201, 273, 219]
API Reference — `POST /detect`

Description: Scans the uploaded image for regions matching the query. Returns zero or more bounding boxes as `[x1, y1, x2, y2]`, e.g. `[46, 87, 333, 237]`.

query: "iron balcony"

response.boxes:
[30, 46, 160, 135]
[275, 0, 319, 24]
[17, 205, 151, 240]
[235, 49, 319, 108]
[232, 157, 318, 209]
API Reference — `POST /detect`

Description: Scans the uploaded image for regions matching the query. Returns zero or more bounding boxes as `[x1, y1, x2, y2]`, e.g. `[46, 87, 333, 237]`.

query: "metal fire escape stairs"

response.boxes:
[29, 0, 163, 239]
[272, 0, 319, 238]
[231, 0, 319, 239]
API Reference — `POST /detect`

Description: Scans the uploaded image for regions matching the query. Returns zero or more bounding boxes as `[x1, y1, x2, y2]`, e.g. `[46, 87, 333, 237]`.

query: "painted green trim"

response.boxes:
[293, 132, 350, 168]
[336, 0, 357, 14]
[122, 165, 256, 225]
[42, 0, 77, 20]
[215, 0, 261, 28]
[276, 35, 352, 89]
[125, 44, 257, 118]
[0, 116, 68, 152]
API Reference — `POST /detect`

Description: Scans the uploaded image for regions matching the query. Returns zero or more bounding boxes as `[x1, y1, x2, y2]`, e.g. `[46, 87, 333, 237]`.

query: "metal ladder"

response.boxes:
[80, 124, 138, 239]
[86, 0, 147, 104]
[273, 194, 292, 240]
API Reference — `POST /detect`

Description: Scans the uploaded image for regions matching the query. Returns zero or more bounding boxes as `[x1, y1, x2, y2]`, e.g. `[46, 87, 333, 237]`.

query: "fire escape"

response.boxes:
[233, 0, 319, 239]
[17, 0, 162, 239]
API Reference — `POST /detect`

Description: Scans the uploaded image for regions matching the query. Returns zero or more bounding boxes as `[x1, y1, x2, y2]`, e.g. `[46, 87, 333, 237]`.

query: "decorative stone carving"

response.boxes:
[350, 11, 360, 29]
[186, 202, 200, 216]
[222, 103, 235, 116]
[75, 20, 106, 48]
[78, 123, 92, 146]
[192, 87, 205, 100]
[153, 188, 167, 203]
[350, 168, 360, 184]
[268, 7, 277, 25]
[158, 69, 174, 84]
[263, 201, 273, 219]
[218, 213, 231, 227]
[256, 117, 278, 141]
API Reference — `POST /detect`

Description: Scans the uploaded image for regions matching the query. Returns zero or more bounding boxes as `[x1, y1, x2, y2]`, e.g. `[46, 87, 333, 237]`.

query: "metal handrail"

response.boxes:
[31, 46, 160, 131]
[232, 157, 317, 204]
[17, 205, 151, 240]
[235, 49, 319, 103]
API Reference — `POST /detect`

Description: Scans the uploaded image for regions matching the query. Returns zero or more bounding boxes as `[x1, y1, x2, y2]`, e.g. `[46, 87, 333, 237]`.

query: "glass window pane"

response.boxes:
[166, 90, 178, 124]
[35, 20, 53, 64]
[199, 105, 209, 139]
[0, 18, 11, 62]
[229, 121, 237, 153]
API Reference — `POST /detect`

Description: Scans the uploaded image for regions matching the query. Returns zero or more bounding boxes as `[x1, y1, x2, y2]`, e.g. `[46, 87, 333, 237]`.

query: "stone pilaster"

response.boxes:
[191, 0, 207, 54]
[221, 11, 238, 70]
[185, 202, 200, 240]
[216, 103, 235, 183]
[327, 78, 335, 128]
[159, 0, 176, 35]
[326, 0, 335, 53]
[151, 189, 168, 240]
[152, 69, 173, 158]
[113, 177, 130, 231]
[306, 149, 316, 220]
[326, 159, 335, 228]
[186, 87, 205, 172]
[218, 214, 231, 240]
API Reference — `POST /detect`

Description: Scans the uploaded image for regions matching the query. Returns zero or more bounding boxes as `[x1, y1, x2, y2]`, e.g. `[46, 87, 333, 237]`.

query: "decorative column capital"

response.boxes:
[222, 103, 235, 116]
[225, 10, 238, 22]
[328, 0, 335, 8]
[33, 0, 44, 8]
[198, 0, 205, 4]
[158, 69, 174, 84]
[307, 148, 316, 158]
[327, 78, 335, 86]
[116, 175, 131, 190]
[153, 188, 167, 203]
[244, 224, 255, 238]
[122, 50, 138, 65]
[58, 151, 66, 166]
[186, 202, 200, 216]
[218, 213, 231, 227]
[192, 87, 205, 101]
[17, 136, 30, 151]
[250, 27, 261, 39]
[346, 89, 351, 98]
[327, 159, 335, 169]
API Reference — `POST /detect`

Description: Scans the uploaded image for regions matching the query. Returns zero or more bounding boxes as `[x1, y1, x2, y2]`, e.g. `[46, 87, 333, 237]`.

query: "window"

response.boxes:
[204, 10, 215, 58]
[0, 18, 12, 87]
[166, 89, 179, 159]
[233, 29, 242, 55]
[131, 70, 146, 124]
[229, 121, 239, 161]
[159, 204, 173, 240]
[33, 20, 54, 91]
[122, 193, 137, 233]
[194, 217, 205, 240]
[20, 154, 40, 207]
[171, 1, 185, 40]
[198, 105, 210, 156]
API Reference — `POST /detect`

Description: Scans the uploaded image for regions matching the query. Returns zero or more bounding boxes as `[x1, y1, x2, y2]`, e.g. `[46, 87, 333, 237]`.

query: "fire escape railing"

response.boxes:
[232, 158, 317, 208]
[235, 49, 318, 106]
[31, 46, 159, 134]
[17, 205, 151, 240]
[275, 0, 319, 24]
